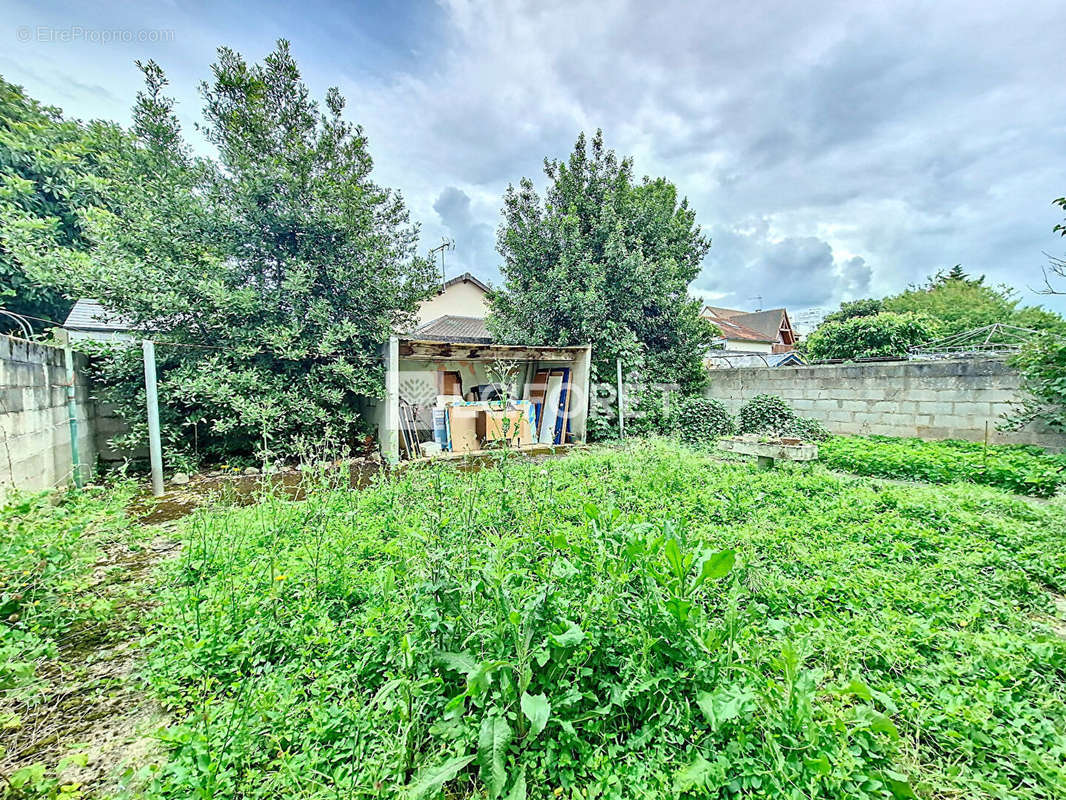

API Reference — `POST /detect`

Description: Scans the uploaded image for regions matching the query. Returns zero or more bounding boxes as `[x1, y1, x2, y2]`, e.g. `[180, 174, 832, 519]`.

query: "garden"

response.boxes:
[2, 437, 1065, 800]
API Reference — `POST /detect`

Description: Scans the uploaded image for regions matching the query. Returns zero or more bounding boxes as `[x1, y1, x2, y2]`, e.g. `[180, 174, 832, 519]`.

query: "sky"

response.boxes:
[4, 0, 1066, 318]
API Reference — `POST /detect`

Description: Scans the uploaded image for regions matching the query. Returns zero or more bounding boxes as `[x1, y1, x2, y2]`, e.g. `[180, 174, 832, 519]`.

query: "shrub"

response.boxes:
[676, 396, 735, 443]
[803, 312, 939, 361]
[1004, 332, 1066, 433]
[738, 394, 795, 435]
[785, 416, 832, 442]
[820, 435, 1066, 497]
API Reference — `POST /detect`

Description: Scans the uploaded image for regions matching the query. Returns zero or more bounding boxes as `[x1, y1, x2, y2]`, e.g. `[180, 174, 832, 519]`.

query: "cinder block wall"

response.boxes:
[0, 336, 98, 497]
[704, 358, 1066, 450]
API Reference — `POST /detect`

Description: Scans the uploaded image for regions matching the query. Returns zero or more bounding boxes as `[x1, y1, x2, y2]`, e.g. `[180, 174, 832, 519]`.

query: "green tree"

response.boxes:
[822, 297, 884, 324]
[489, 131, 713, 427]
[0, 77, 121, 332]
[803, 312, 939, 361]
[21, 42, 436, 463]
[882, 270, 1017, 336]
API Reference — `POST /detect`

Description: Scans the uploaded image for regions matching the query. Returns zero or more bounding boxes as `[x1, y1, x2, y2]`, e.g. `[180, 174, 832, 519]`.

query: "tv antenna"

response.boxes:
[429, 238, 455, 290]
[749, 295, 763, 311]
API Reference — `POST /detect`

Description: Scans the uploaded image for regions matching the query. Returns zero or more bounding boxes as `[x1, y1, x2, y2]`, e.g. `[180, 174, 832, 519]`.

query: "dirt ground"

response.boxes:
[0, 526, 180, 797]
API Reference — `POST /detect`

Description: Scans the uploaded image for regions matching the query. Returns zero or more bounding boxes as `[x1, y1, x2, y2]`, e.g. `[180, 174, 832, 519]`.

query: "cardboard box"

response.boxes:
[448, 405, 482, 453]
[481, 406, 531, 446]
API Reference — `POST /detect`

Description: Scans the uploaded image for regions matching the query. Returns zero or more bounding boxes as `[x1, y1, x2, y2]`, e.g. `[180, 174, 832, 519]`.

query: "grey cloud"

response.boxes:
[9, 0, 1065, 313]
[432, 186, 497, 282]
[696, 223, 873, 309]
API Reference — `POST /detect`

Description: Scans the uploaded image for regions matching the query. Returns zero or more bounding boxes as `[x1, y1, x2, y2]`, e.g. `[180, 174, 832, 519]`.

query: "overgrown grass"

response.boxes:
[0, 486, 135, 702]
[820, 434, 1066, 497]
[142, 443, 1066, 799]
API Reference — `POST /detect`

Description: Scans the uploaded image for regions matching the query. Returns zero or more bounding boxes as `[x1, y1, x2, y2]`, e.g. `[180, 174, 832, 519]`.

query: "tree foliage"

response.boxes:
[881, 270, 1018, 336]
[1004, 333, 1066, 433]
[804, 312, 939, 361]
[17, 42, 436, 463]
[488, 131, 714, 412]
[821, 297, 883, 324]
[0, 77, 121, 332]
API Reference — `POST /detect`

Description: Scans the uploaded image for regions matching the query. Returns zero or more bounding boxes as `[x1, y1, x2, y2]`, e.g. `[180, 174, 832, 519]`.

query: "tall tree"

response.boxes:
[0, 77, 120, 332]
[21, 42, 437, 462]
[489, 131, 713, 407]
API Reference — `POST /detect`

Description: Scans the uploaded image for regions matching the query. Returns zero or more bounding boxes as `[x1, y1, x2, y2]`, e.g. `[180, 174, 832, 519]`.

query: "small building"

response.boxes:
[62, 299, 137, 343]
[370, 331, 592, 464]
[705, 350, 807, 369]
[702, 306, 798, 354]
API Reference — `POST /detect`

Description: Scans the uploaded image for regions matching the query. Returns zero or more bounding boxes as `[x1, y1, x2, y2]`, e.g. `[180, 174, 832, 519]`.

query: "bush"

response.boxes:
[785, 416, 832, 442]
[676, 396, 735, 443]
[738, 394, 795, 435]
[1004, 332, 1066, 433]
[803, 312, 938, 361]
[820, 435, 1066, 497]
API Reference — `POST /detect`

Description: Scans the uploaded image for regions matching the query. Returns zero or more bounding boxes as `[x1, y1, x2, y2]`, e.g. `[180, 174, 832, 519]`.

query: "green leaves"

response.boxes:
[488, 129, 713, 396]
[478, 714, 513, 800]
[520, 692, 551, 738]
[548, 619, 585, 648]
[406, 754, 476, 800]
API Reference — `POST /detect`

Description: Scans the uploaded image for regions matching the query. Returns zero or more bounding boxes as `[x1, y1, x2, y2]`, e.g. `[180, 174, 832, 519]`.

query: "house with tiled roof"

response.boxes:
[701, 305, 797, 354]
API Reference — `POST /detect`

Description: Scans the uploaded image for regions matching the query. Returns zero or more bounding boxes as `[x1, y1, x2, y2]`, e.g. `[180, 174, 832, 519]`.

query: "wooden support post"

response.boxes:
[142, 340, 164, 497]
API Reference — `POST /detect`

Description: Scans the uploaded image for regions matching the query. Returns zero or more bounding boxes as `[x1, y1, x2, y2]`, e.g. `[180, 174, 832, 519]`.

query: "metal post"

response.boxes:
[142, 339, 164, 496]
[61, 334, 83, 488]
[616, 357, 625, 439]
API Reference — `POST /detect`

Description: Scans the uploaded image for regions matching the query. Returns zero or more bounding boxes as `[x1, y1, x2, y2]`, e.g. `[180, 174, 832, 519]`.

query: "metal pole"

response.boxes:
[616, 357, 625, 439]
[142, 339, 164, 496]
[61, 334, 83, 488]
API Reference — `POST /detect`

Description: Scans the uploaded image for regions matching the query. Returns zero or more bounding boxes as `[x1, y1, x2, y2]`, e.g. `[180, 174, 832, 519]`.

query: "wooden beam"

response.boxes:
[398, 339, 582, 362]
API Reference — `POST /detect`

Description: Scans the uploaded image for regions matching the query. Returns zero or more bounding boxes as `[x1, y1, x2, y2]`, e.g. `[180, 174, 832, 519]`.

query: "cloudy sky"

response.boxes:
[4, 0, 1065, 317]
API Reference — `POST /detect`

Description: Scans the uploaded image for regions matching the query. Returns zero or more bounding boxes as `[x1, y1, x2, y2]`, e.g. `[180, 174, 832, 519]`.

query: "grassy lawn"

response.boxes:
[3, 441, 1065, 799]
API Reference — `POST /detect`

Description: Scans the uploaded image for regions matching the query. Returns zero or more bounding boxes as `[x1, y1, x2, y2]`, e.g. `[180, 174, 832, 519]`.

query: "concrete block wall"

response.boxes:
[0, 336, 98, 498]
[704, 358, 1066, 450]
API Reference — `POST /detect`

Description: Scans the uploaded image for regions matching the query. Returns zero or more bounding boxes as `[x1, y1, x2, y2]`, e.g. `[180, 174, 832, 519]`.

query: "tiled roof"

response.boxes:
[702, 312, 775, 343]
[728, 308, 788, 341]
[63, 299, 134, 332]
[410, 315, 492, 343]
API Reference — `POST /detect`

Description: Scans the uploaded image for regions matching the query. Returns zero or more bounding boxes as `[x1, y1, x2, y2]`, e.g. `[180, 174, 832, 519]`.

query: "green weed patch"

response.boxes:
[820, 435, 1066, 497]
[141, 444, 1066, 799]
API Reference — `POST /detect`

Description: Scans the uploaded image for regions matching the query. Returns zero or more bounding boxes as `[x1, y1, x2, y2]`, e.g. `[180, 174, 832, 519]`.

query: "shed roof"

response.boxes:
[412, 315, 492, 343]
[63, 299, 134, 332]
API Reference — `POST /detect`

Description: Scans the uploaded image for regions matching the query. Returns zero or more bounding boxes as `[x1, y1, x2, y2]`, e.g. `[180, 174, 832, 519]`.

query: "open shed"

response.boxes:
[369, 335, 592, 463]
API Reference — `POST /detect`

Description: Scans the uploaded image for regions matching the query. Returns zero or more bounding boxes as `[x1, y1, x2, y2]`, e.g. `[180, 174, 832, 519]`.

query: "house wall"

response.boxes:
[0, 336, 98, 498]
[703, 358, 1066, 449]
[722, 340, 774, 353]
[415, 280, 490, 326]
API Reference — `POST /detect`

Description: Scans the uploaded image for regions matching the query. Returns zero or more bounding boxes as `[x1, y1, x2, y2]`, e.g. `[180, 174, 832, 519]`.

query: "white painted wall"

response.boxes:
[720, 339, 774, 353]
[415, 280, 490, 326]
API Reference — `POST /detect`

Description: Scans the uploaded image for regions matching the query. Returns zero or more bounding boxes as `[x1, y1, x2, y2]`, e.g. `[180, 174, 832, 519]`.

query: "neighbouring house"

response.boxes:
[414, 272, 491, 328]
[701, 305, 798, 354]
